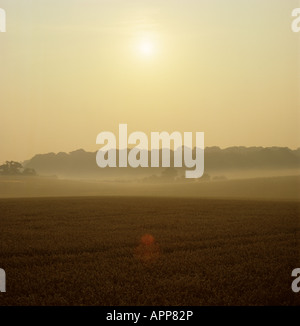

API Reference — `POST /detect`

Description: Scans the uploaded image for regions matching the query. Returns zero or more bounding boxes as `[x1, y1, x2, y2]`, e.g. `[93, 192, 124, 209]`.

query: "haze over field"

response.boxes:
[0, 1, 299, 199]
[1, 145, 299, 200]
[0, 1, 300, 307]
[22, 146, 300, 180]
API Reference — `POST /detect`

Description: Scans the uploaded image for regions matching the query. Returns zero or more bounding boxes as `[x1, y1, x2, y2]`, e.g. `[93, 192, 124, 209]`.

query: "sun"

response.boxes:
[139, 40, 155, 56]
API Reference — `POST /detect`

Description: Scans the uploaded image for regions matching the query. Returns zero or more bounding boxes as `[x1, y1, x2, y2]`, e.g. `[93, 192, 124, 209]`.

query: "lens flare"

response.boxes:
[134, 234, 160, 263]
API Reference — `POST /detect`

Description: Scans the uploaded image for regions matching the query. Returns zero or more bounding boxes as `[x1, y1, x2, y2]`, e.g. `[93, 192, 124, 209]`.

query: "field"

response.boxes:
[0, 196, 299, 306]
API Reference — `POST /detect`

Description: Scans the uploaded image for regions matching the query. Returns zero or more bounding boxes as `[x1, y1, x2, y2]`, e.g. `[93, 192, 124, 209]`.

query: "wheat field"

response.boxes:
[0, 197, 299, 305]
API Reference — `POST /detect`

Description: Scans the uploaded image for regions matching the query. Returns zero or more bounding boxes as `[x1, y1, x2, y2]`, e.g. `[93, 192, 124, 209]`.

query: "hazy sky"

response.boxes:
[0, 0, 300, 162]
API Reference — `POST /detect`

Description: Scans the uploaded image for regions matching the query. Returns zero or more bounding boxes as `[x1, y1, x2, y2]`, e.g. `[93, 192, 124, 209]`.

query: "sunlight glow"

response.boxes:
[139, 40, 155, 56]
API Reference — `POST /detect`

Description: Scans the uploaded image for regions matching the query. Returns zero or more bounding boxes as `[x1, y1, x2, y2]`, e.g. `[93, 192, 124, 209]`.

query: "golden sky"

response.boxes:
[0, 0, 300, 162]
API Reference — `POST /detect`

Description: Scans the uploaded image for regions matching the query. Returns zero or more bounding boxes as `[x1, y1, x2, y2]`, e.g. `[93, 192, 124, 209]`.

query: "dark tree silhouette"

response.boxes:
[0, 161, 36, 176]
[0, 161, 22, 175]
[23, 168, 37, 176]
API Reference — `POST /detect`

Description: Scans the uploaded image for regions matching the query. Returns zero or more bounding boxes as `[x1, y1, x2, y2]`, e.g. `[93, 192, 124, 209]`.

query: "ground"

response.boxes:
[0, 197, 299, 305]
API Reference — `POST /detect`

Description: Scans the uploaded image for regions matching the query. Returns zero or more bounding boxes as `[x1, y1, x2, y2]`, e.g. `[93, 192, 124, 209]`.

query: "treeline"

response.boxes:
[0, 161, 36, 176]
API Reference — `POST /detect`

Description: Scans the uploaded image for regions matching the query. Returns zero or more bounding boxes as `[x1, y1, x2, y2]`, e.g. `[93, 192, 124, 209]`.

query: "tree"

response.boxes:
[0, 161, 36, 176]
[0, 161, 23, 175]
[23, 168, 37, 176]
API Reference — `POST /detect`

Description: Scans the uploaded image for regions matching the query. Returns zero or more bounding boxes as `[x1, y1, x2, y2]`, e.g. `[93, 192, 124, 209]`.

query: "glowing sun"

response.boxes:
[139, 40, 155, 56]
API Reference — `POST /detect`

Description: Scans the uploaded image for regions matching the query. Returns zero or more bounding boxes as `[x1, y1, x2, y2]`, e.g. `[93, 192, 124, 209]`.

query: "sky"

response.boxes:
[0, 0, 300, 162]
